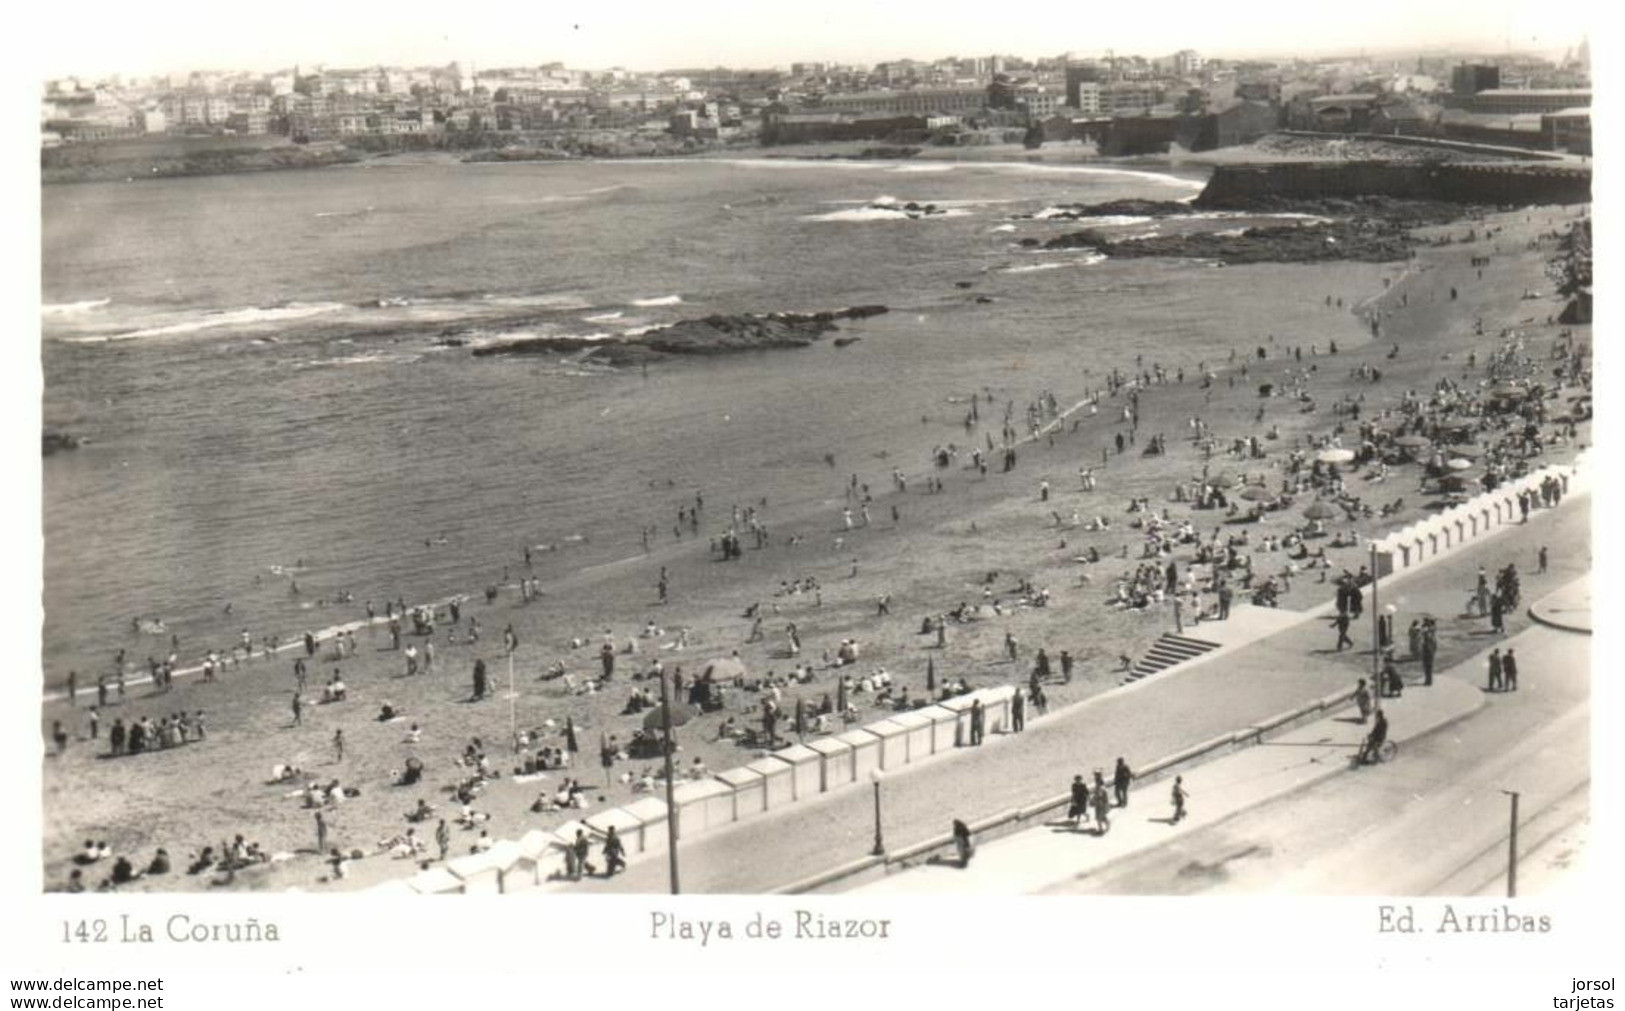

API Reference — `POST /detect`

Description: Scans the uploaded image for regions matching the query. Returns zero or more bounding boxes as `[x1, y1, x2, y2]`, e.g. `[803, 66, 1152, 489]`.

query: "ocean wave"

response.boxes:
[42, 298, 111, 316]
[583, 311, 625, 323]
[313, 207, 376, 218]
[98, 303, 349, 341]
[631, 295, 683, 307]
[802, 206, 970, 223]
[1002, 253, 1107, 272]
[1031, 209, 1154, 226]
[990, 224, 1017, 233]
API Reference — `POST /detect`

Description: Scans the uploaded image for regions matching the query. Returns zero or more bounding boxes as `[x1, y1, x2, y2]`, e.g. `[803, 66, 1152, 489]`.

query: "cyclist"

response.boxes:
[1358, 709, 1389, 765]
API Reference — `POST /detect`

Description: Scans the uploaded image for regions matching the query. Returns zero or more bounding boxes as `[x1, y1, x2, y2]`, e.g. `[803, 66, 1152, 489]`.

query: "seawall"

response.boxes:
[1196, 161, 1592, 208]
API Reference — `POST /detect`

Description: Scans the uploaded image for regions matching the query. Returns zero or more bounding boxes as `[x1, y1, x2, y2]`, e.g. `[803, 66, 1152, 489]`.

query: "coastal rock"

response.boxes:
[1044, 222, 1416, 264]
[43, 431, 82, 455]
[470, 306, 889, 363]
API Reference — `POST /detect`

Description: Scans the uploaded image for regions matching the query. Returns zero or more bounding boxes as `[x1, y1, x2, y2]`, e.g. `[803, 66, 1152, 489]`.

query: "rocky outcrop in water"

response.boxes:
[1036, 221, 1418, 264]
[470, 306, 889, 364]
[43, 431, 83, 455]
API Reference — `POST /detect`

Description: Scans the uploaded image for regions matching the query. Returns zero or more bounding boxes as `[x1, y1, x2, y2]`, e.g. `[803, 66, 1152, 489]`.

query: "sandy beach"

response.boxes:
[40, 197, 1591, 894]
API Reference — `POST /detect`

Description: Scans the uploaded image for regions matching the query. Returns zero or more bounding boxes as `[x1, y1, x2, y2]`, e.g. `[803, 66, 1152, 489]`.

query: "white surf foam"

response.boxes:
[631, 295, 683, 307]
[42, 298, 111, 316]
[104, 303, 348, 341]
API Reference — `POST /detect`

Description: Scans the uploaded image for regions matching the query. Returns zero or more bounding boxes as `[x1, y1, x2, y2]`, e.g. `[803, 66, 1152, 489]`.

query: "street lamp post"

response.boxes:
[658, 668, 680, 895]
[870, 768, 885, 857]
[1503, 789, 1520, 898]
[1370, 543, 1383, 717]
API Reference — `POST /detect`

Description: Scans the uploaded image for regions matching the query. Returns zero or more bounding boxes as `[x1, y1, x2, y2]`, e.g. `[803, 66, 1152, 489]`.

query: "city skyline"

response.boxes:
[31, 0, 1593, 83]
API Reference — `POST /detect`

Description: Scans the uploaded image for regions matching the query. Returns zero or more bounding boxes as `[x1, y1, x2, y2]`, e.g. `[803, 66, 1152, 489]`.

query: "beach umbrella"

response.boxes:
[1393, 434, 1430, 449]
[1317, 448, 1355, 464]
[1239, 487, 1273, 502]
[1303, 501, 1338, 520]
[1446, 458, 1473, 471]
[564, 717, 579, 754]
[702, 656, 748, 682]
[926, 656, 936, 692]
[643, 701, 696, 732]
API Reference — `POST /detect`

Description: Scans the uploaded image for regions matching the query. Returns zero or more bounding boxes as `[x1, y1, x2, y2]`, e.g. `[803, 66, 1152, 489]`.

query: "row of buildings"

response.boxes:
[41, 47, 1591, 155]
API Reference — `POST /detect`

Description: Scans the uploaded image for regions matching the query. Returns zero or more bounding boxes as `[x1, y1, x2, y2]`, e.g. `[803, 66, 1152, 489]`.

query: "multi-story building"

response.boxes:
[1450, 63, 1501, 95]
[1102, 82, 1164, 115]
[818, 87, 987, 117]
[1459, 88, 1590, 115]
[1173, 50, 1204, 77]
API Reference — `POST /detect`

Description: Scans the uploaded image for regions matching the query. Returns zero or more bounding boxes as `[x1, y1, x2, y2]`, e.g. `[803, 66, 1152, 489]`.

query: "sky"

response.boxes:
[27, 0, 1596, 81]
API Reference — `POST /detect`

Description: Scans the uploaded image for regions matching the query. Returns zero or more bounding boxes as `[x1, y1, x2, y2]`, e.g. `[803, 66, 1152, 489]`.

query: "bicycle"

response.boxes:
[1356, 738, 1398, 765]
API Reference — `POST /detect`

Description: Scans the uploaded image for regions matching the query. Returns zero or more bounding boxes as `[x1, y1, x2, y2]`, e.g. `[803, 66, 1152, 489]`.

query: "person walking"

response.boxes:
[602, 826, 627, 877]
[1060, 650, 1074, 682]
[1487, 648, 1504, 693]
[332, 728, 345, 763]
[1091, 773, 1111, 834]
[1538, 546, 1548, 574]
[1113, 758, 1133, 807]
[969, 699, 985, 746]
[67, 671, 77, 708]
[952, 819, 975, 868]
[1489, 593, 1506, 635]
[1011, 689, 1026, 732]
[1503, 649, 1519, 692]
[291, 691, 303, 727]
[1170, 776, 1190, 823]
[435, 819, 450, 861]
[1333, 611, 1354, 651]
[1354, 679, 1372, 723]
[1068, 775, 1089, 827]
[1421, 626, 1437, 686]
[314, 811, 328, 855]
[570, 829, 593, 880]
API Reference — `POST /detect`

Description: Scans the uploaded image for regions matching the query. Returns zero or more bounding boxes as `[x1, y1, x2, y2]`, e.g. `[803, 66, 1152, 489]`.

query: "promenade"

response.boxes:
[567, 486, 1589, 894]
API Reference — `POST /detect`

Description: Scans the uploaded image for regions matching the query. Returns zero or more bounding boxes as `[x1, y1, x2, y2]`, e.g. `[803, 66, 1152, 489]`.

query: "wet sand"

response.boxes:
[40, 202, 1592, 893]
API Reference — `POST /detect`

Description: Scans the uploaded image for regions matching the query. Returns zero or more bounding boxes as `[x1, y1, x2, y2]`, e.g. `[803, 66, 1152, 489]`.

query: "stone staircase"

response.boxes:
[1121, 632, 1224, 684]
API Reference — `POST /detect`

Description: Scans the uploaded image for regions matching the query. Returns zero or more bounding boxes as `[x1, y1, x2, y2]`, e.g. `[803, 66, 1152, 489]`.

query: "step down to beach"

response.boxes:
[1122, 633, 1224, 684]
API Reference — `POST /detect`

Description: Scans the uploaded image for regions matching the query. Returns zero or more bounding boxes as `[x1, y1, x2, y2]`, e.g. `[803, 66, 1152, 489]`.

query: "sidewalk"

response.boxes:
[846, 677, 1483, 894]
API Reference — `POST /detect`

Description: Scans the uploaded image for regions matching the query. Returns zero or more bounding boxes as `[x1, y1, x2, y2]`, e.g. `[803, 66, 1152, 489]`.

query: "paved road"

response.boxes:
[1041, 618, 1587, 896]
[567, 491, 1589, 894]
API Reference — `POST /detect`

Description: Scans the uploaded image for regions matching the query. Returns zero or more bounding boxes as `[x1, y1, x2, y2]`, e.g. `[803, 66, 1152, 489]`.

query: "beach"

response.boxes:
[39, 161, 1590, 893]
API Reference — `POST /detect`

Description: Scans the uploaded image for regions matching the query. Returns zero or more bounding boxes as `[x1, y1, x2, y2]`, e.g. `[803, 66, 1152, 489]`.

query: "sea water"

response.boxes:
[40, 156, 1358, 681]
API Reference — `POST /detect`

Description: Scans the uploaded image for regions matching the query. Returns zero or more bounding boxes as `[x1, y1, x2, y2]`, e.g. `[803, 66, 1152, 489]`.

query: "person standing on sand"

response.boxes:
[67, 671, 76, 707]
[315, 811, 327, 854]
[332, 729, 345, 762]
[291, 692, 303, 727]
[436, 819, 450, 861]
[1538, 546, 1548, 574]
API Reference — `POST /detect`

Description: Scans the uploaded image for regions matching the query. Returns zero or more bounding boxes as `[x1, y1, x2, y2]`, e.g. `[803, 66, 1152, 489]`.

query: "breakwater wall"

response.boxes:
[1196, 161, 1592, 208]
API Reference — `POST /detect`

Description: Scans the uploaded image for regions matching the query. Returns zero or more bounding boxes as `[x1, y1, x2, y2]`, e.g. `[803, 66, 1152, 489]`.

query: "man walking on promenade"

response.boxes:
[969, 699, 985, 746]
[1487, 648, 1504, 693]
[1538, 546, 1548, 574]
[1333, 611, 1354, 651]
[602, 826, 627, 877]
[1113, 758, 1133, 807]
[1421, 622, 1437, 686]
[1170, 776, 1190, 824]
[1011, 689, 1026, 732]
[1503, 649, 1519, 692]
